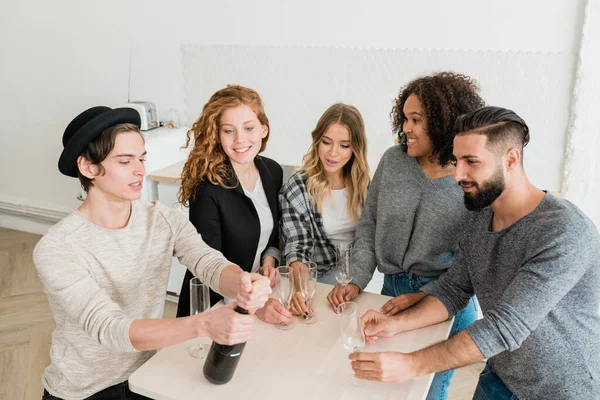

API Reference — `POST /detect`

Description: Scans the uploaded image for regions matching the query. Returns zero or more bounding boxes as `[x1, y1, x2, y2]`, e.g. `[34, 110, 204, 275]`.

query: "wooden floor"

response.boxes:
[0, 227, 483, 399]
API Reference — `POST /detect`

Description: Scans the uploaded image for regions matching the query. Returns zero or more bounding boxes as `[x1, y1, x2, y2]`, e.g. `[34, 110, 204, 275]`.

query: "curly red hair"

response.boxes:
[178, 85, 270, 206]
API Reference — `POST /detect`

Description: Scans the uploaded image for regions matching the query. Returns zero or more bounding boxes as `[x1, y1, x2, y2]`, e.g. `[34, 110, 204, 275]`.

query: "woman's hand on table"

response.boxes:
[349, 351, 415, 383]
[290, 291, 312, 316]
[236, 272, 271, 314]
[360, 310, 402, 344]
[327, 283, 360, 312]
[256, 298, 292, 325]
[380, 292, 426, 316]
[201, 303, 254, 345]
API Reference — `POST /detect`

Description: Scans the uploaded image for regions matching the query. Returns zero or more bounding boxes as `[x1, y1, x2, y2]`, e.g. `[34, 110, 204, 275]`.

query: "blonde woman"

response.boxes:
[176, 85, 291, 326]
[279, 103, 369, 316]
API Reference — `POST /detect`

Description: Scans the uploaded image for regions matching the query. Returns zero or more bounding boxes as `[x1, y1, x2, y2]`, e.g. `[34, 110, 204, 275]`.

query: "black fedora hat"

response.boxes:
[58, 106, 141, 177]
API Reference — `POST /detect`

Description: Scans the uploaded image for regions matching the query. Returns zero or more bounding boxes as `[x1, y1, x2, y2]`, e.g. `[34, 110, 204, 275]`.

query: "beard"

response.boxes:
[460, 168, 506, 211]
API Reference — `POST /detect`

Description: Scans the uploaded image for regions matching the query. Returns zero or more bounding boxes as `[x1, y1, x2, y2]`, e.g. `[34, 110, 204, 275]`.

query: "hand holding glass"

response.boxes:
[298, 262, 318, 324]
[274, 266, 295, 330]
[337, 301, 367, 386]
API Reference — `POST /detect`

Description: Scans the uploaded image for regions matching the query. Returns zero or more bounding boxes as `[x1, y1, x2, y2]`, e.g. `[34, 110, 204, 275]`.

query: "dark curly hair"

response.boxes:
[391, 72, 485, 167]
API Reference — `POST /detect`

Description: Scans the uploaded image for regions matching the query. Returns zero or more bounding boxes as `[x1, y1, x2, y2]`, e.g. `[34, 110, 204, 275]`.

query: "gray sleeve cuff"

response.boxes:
[353, 271, 373, 291]
[262, 246, 281, 267]
[465, 301, 531, 358]
[351, 250, 378, 291]
[120, 319, 138, 352]
[466, 321, 500, 359]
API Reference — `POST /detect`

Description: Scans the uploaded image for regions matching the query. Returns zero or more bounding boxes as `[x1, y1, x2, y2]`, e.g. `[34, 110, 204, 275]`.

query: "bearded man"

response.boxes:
[349, 106, 600, 400]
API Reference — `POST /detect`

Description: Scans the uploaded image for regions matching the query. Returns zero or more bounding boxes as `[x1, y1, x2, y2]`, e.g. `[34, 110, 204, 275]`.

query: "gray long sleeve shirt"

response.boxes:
[422, 193, 600, 399]
[353, 146, 469, 290]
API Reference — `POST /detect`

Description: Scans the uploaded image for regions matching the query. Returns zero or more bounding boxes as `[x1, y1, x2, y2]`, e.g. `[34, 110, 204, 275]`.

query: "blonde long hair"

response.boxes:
[302, 103, 369, 223]
[178, 85, 270, 206]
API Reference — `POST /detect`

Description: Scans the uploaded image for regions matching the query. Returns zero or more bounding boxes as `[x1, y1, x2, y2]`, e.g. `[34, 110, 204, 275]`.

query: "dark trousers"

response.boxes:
[43, 381, 151, 400]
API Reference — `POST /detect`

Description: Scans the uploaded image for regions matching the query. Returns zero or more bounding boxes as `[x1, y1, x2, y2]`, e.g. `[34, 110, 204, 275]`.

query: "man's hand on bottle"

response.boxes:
[236, 272, 271, 314]
[203, 303, 254, 345]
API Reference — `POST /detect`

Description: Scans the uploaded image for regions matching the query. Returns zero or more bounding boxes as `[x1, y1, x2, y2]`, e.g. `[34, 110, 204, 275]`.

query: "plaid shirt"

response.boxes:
[279, 171, 338, 277]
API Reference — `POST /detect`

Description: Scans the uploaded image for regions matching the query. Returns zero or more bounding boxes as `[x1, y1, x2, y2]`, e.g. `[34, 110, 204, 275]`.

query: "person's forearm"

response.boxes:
[218, 265, 245, 299]
[129, 315, 206, 351]
[410, 330, 485, 376]
[395, 295, 449, 332]
[410, 291, 427, 304]
[290, 261, 303, 291]
[262, 256, 276, 268]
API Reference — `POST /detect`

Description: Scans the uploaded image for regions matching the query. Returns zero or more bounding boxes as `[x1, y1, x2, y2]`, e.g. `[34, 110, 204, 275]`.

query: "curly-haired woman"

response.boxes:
[327, 72, 485, 400]
[176, 85, 291, 326]
[279, 103, 370, 317]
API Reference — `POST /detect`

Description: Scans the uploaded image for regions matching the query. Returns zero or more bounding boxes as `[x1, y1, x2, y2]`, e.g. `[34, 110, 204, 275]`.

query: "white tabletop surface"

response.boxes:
[129, 283, 452, 400]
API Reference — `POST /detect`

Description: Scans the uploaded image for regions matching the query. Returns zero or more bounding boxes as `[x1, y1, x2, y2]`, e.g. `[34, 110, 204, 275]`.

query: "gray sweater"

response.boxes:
[33, 200, 232, 400]
[353, 146, 469, 289]
[423, 193, 600, 399]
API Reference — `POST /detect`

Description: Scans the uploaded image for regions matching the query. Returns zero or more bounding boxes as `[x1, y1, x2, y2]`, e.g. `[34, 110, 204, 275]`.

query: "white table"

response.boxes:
[130, 283, 452, 400]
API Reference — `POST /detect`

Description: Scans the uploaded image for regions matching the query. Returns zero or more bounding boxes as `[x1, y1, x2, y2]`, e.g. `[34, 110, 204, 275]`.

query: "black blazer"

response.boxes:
[176, 156, 283, 316]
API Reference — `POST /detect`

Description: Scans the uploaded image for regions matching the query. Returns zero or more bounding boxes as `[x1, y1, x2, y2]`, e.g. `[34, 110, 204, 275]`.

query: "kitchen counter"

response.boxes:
[148, 161, 185, 184]
[148, 161, 301, 186]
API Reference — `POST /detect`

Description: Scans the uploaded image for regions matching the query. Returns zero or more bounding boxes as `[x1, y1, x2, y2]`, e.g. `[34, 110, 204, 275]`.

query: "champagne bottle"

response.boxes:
[203, 306, 248, 385]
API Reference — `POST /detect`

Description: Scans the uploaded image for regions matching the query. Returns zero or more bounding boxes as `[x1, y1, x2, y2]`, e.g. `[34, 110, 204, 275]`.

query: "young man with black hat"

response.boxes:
[34, 106, 272, 399]
[349, 107, 600, 399]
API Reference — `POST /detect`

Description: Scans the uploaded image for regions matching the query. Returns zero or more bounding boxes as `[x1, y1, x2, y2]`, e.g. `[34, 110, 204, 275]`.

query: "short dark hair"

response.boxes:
[391, 72, 485, 167]
[77, 123, 142, 192]
[454, 106, 530, 162]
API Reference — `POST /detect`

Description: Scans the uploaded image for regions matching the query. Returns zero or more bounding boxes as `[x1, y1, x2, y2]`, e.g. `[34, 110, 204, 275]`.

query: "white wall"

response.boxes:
[1, 0, 595, 229]
[563, 0, 600, 230]
[182, 45, 574, 194]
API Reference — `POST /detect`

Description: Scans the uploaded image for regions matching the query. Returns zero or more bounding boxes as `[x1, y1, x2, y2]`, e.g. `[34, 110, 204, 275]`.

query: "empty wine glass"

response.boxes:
[275, 266, 295, 330]
[298, 261, 318, 324]
[337, 302, 367, 387]
[186, 277, 210, 358]
[335, 243, 354, 297]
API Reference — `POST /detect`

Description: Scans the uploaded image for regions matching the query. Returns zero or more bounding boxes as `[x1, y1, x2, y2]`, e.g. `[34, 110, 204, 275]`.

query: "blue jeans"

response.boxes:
[318, 268, 339, 285]
[473, 362, 518, 400]
[382, 272, 478, 400]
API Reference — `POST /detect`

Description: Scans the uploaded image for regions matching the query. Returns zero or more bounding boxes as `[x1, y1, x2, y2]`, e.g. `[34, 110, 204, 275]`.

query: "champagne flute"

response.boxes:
[186, 277, 210, 358]
[337, 302, 367, 387]
[275, 266, 295, 330]
[298, 261, 318, 324]
[335, 243, 354, 299]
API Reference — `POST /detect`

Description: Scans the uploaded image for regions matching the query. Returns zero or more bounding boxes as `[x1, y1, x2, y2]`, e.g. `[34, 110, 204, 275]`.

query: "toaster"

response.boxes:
[122, 101, 159, 131]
